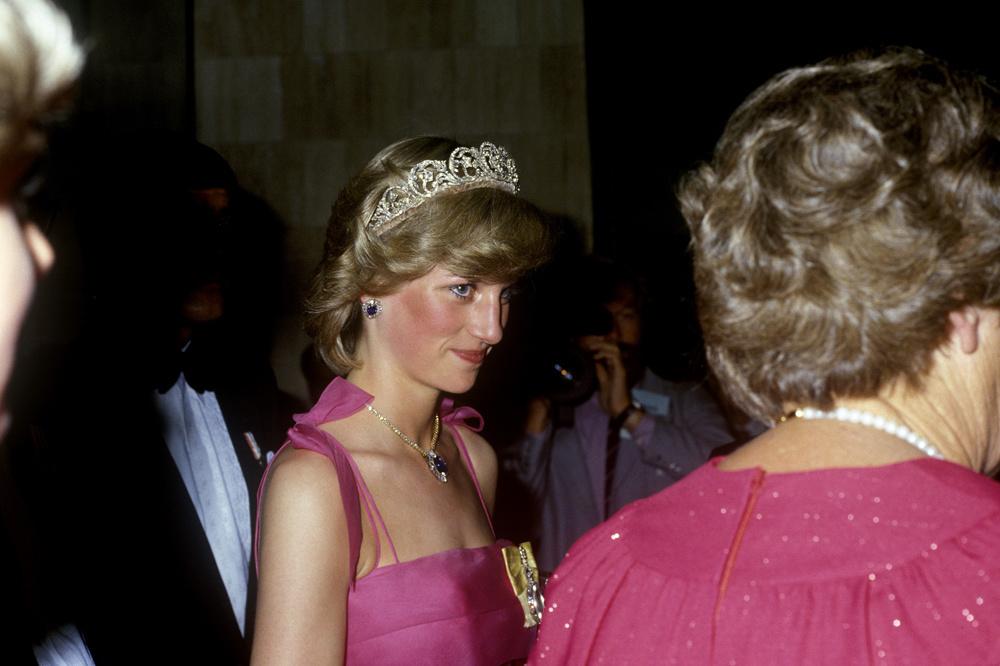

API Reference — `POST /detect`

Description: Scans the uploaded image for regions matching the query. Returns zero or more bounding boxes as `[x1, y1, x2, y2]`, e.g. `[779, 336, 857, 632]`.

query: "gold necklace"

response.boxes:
[365, 404, 448, 482]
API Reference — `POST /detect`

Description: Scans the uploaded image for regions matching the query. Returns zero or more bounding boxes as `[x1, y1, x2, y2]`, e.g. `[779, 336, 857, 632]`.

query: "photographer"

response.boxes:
[514, 258, 732, 574]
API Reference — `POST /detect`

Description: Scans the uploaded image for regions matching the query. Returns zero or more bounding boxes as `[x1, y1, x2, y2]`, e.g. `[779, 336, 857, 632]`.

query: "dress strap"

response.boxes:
[290, 377, 402, 567]
[442, 401, 495, 537]
[254, 423, 400, 588]
[336, 437, 401, 567]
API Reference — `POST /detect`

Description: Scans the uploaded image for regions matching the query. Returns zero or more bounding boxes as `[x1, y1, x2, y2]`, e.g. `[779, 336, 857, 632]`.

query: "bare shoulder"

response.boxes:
[452, 426, 498, 507]
[258, 447, 347, 543]
[455, 427, 497, 473]
[265, 447, 341, 500]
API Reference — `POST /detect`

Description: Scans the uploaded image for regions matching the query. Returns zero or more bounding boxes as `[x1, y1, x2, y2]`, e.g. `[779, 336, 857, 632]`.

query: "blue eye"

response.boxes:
[450, 283, 474, 298]
[500, 286, 517, 304]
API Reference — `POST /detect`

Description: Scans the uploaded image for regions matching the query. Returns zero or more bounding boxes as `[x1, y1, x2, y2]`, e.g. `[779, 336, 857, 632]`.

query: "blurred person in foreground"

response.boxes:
[514, 257, 732, 574]
[0, 0, 81, 441]
[531, 48, 1000, 664]
[0, 0, 82, 662]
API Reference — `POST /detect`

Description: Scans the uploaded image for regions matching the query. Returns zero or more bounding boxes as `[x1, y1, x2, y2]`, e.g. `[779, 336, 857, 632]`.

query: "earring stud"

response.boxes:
[362, 298, 382, 319]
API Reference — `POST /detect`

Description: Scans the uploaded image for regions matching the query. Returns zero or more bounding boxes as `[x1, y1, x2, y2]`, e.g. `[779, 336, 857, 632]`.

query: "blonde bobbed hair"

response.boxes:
[305, 136, 551, 375]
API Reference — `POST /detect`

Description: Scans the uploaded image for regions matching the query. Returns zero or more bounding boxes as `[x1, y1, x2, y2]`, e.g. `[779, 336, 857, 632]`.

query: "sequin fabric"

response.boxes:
[530, 457, 1000, 664]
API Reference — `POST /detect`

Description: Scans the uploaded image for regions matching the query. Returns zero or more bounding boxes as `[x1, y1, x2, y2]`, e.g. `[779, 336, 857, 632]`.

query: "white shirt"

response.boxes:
[154, 373, 251, 634]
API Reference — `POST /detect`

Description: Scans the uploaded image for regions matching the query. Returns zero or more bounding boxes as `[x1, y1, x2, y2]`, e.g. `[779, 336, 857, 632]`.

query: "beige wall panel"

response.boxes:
[197, 57, 284, 143]
[448, 0, 477, 46]
[302, 0, 348, 55]
[272, 224, 328, 400]
[213, 142, 299, 224]
[517, 0, 584, 44]
[282, 55, 378, 141]
[511, 133, 590, 230]
[450, 47, 500, 133]
[196, 0, 305, 57]
[496, 48, 543, 133]
[368, 51, 416, 136]
[281, 55, 335, 141]
[301, 140, 351, 230]
[329, 53, 376, 137]
[403, 50, 456, 133]
[474, 0, 518, 46]
[386, 0, 451, 48]
[367, 49, 457, 136]
[343, 0, 388, 52]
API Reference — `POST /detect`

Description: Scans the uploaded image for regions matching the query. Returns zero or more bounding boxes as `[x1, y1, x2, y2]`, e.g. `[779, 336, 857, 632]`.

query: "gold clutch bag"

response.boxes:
[502, 542, 544, 627]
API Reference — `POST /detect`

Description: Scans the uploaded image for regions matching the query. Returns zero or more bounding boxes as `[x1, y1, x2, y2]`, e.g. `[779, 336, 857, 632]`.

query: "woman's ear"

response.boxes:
[948, 306, 981, 355]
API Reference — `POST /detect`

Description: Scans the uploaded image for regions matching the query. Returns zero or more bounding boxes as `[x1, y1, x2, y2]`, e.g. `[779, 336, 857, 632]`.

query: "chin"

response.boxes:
[436, 371, 480, 395]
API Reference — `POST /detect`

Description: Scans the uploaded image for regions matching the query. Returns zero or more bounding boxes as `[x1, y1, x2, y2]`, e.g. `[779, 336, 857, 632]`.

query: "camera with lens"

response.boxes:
[531, 302, 614, 407]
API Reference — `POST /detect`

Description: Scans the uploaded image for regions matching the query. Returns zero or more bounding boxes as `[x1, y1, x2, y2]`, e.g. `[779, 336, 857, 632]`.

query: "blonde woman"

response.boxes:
[253, 137, 550, 664]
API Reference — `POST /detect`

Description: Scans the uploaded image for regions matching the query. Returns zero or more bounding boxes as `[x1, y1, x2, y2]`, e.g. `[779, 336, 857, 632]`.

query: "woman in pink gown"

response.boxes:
[532, 49, 1000, 664]
[253, 137, 549, 664]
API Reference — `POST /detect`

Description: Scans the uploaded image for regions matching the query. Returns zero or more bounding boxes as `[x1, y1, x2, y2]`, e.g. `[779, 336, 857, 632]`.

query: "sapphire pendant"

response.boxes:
[425, 450, 448, 483]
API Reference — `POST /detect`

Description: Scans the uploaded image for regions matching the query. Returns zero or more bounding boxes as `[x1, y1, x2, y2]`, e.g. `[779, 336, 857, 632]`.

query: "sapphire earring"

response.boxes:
[362, 298, 382, 319]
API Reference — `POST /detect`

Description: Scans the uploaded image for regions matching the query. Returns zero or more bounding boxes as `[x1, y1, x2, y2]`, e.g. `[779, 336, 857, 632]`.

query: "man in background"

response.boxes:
[515, 258, 733, 573]
[27, 134, 293, 663]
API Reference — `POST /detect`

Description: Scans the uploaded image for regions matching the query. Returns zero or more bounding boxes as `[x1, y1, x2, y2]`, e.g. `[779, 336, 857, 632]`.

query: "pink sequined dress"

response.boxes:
[531, 457, 1000, 664]
[256, 378, 533, 665]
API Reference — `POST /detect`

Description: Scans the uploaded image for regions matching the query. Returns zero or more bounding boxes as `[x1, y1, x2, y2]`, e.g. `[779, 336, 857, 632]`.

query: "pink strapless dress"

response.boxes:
[256, 377, 534, 665]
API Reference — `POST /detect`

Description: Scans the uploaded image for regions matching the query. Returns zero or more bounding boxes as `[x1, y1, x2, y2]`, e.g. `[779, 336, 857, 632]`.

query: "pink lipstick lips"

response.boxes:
[452, 349, 487, 364]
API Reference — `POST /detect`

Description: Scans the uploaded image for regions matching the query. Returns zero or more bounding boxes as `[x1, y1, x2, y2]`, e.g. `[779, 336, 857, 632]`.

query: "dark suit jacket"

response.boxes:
[28, 333, 295, 664]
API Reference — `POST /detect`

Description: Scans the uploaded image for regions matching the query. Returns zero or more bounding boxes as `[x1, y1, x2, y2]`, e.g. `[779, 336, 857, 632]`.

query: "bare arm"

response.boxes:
[251, 449, 351, 665]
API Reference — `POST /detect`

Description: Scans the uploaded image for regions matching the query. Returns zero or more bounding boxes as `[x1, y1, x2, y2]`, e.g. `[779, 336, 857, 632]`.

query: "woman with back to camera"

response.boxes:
[531, 49, 1000, 663]
[252, 137, 550, 664]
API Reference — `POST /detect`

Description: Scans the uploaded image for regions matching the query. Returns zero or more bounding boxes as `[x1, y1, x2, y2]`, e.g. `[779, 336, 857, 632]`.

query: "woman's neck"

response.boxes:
[346, 364, 441, 442]
[727, 391, 984, 476]
[861, 380, 981, 472]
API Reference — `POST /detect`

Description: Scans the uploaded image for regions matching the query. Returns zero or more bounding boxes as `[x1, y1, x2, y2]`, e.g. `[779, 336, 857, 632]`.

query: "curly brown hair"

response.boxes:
[679, 48, 1000, 423]
[305, 136, 551, 375]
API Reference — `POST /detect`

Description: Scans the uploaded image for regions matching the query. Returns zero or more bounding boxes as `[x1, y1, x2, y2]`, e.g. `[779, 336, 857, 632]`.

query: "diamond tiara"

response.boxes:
[367, 141, 519, 233]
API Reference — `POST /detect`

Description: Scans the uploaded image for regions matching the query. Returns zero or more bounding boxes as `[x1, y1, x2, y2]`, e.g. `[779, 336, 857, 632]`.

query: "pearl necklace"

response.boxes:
[365, 404, 449, 482]
[784, 406, 944, 460]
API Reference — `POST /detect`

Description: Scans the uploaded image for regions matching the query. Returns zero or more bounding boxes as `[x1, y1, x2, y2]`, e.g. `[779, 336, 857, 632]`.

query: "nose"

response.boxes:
[469, 290, 505, 346]
[23, 223, 54, 275]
